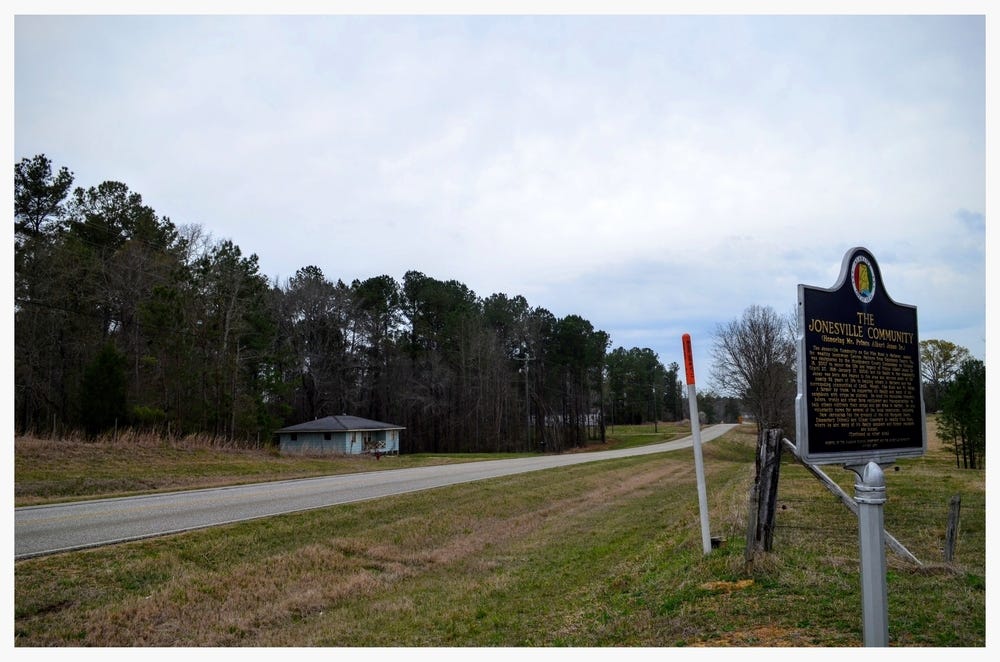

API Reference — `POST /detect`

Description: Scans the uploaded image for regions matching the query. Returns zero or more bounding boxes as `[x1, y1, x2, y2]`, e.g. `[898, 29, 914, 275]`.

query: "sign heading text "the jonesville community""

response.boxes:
[795, 247, 926, 465]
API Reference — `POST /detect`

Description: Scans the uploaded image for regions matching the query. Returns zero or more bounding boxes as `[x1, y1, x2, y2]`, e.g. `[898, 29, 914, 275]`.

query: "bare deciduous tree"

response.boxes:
[712, 305, 796, 562]
[711, 304, 797, 437]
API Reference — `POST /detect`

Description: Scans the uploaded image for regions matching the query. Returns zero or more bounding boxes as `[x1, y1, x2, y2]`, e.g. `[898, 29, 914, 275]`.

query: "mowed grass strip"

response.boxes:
[14, 435, 534, 506]
[14, 424, 985, 647]
[14, 423, 689, 506]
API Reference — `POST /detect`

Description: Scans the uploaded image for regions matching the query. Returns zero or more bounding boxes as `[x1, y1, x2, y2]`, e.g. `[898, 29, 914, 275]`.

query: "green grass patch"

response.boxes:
[15, 423, 687, 506]
[602, 420, 691, 449]
[14, 423, 985, 646]
[14, 436, 530, 505]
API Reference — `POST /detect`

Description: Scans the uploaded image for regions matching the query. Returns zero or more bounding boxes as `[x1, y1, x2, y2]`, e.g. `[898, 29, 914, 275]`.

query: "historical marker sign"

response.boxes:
[795, 247, 926, 465]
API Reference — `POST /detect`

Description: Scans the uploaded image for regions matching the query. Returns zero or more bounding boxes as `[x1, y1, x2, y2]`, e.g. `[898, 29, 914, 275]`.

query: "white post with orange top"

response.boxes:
[683, 333, 712, 555]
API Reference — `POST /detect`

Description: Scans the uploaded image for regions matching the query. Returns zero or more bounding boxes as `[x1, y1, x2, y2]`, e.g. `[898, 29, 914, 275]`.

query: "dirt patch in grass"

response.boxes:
[699, 579, 755, 592]
[430, 460, 687, 567]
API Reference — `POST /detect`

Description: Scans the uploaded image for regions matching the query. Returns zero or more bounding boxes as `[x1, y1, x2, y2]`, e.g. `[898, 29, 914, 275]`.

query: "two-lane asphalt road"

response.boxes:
[15, 424, 737, 559]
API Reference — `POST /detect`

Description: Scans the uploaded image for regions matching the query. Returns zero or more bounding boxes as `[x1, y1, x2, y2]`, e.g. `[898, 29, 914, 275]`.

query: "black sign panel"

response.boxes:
[795, 247, 926, 465]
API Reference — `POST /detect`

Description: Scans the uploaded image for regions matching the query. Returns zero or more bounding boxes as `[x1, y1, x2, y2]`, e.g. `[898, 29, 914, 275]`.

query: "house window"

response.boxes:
[324, 432, 332, 441]
[290, 433, 297, 441]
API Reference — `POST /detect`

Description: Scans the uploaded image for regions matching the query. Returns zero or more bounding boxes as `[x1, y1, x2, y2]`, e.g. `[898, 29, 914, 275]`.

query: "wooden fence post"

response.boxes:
[944, 494, 961, 561]
[744, 481, 759, 563]
[745, 428, 783, 561]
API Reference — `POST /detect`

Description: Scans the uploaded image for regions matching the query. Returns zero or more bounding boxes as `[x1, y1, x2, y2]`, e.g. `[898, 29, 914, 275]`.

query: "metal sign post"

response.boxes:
[682, 333, 712, 555]
[848, 461, 889, 647]
[795, 247, 926, 646]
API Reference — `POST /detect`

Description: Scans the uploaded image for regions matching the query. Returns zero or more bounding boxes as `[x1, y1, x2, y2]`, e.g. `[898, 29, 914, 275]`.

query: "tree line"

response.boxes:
[15, 154, 694, 452]
[920, 339, 985, 468]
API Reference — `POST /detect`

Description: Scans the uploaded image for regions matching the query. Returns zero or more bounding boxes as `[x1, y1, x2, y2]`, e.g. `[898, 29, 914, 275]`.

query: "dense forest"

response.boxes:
[15, 155, 695, 453]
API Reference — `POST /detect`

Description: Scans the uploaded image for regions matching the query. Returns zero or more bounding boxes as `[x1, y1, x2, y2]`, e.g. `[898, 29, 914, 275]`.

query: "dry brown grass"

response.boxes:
[18, 426, 252, 448]
[16, 447, 729, 646]
[691, 625, 854, 647]
[14, 431, 483, 506]
[15, 422, 985, 647]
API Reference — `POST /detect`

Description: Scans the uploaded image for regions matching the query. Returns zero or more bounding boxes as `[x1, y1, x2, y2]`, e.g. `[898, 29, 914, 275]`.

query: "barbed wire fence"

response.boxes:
[768, 447, 986, 566]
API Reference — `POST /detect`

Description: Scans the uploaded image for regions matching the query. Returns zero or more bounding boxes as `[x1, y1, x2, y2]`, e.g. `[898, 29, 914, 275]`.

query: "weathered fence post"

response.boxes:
[745, 428, 783, 561]
[944, 494, 962, 561]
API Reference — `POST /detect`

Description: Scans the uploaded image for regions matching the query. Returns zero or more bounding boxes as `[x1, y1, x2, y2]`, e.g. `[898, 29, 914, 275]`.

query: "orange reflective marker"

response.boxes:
[682, 332, 711, 554]
[682, 333, 696, 385]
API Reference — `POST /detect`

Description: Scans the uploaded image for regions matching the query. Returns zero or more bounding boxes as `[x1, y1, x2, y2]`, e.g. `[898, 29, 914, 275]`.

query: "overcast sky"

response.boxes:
[11, 4, 989, 384]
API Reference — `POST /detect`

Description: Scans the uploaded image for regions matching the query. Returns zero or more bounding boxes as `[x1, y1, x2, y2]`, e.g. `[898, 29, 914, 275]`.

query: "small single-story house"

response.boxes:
[275, 415, 404, 455]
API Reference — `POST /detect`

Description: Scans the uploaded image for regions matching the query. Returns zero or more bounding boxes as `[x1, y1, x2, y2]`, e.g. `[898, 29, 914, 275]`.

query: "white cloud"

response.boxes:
[14, 13, 987, 371]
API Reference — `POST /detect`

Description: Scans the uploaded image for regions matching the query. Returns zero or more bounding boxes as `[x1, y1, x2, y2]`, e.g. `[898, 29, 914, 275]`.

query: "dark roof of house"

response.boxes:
[275, 415, 405, 434]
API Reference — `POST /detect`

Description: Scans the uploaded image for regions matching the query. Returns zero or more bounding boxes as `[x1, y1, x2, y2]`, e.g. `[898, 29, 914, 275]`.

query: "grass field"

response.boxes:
[14, 422, 690, 506]
[13, 419, 986, 647]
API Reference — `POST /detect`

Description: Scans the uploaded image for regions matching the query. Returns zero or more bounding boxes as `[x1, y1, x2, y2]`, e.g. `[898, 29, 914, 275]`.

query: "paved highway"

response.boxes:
[15, 423, 737, 559]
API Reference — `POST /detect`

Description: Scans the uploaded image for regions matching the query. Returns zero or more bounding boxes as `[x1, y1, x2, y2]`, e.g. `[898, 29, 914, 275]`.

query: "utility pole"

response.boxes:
[516, 354, 533, 451]
[652, 382, 658, 433]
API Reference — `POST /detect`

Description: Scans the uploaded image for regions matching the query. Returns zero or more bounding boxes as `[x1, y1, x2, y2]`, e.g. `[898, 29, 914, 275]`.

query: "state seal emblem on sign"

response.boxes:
[851, 255, 876, 303]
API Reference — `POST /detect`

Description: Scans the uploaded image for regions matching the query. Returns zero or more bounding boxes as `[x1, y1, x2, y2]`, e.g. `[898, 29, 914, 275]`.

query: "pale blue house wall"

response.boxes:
[279, 428, 401, 455]
[379, 429, 400, 453]
[279, 431, 349, 454]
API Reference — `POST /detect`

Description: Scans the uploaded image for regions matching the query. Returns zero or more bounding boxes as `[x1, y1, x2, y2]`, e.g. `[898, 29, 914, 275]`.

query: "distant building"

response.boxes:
[275, 415, 404, 455]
